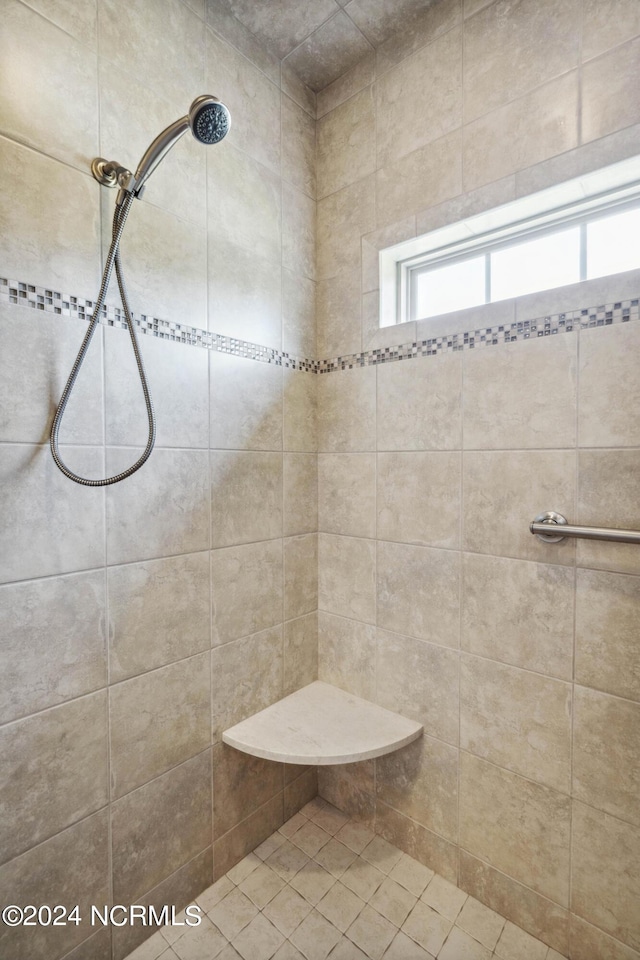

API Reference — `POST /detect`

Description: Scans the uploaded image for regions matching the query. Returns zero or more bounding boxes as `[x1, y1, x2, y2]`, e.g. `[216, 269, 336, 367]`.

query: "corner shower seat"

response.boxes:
[222, 681, 423, 765]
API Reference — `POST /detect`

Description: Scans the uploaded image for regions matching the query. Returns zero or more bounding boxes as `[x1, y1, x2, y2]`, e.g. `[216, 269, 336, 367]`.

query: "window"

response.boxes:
[379, 157, 640, 327]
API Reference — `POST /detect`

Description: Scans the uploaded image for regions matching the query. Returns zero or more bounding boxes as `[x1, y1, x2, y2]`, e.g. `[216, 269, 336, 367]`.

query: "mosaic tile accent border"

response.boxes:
[2, 276, 638, 375]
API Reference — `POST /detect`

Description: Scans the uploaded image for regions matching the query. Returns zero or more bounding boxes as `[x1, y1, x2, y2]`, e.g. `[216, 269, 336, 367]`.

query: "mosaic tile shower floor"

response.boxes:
[125, 798, 564, 960]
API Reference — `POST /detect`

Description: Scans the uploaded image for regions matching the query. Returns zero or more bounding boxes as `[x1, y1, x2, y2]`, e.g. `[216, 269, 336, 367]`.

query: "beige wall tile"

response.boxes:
[284, 454, 318, 536]
[23, 0, 98, 46]
[208, 237, 282, 348]
[213, 742, 283, 838]
[110, 653, 211, 799]
[463, 334, 577, 449]
[285, 768, 318, 821]
[317, 176, 375, 280]
[283, 270, 316, 359]
[377, 452, 461, 548]
[582, 37, 640, 144]
[374, 0, 461, 74]
[214, 794, 284, 881]
[108, 552, 209, 684]
[317, 87, 376, 199]
[0, 692, 108, 864]
[416, 174, 516, 237]
[375, 802, 458, 884]
[210, 353, 283, 451]
[316, 53, 376, 118]
[570, 915, 640, 960]
[318, 611, 376, 699]
[211, 626, 283, 742]
[318, 533, 376, 623]
[106, 448, 209, 565]
[112, 751, 212, 903]
[573, 686, 640, 827]
[0, 811, 109, 960]
[377, 352, 462, 451]
[462, 72, 578, 192]
[283, 182, 316, 281]
[211, 540, 283, 646]
[283, 11, 372, 93]
[460, 654, 572, 793]
[582, 0, 640, 62]
[1, 0, 98, 171]
[284, 370, 317, 453]
[376, 130, 462, 228]
[575, 568, 640, 703]
[463, 450, 576, 565]
[319, 761, 376, 826]
[316, 271, 363, 358]
[514, 270, 640, 324]
[577, 450, 640, 575]
[376, 26, 462, 168]
[362, 216, 416, 294]
[571, 801, 640, 952]
[0, 138, 101, 295]
[105, 331, 209, 449]
[417, 297, 515, 343]
[0, 571, 106, 724]
[459, 752, 571, 906]
[284, 534, 318, 620]
[211, 451, 282, 548]
[462, 554, 574, 681]
[459, 852, 569, 956]
[318, 365, 376, 452]
[0, 303, 103, 446]
[579, 322, 640, 447]
[280, 61, 316, 118]
[284, 613, 318, 696]
[363, 300, 416, 352]
[377, 736, 459, 842]
[376, 628, 459, 745]
[463, 0, 580, 123]
[282, 95, 316, 199]
[318, 453, 376, 539]
[377, 541, 460, 648]
[65, 929, 111, 960]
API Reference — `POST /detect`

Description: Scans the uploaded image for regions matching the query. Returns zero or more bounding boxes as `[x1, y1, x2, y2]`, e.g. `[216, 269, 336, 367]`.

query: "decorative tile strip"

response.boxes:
[2, 276, 637, 375]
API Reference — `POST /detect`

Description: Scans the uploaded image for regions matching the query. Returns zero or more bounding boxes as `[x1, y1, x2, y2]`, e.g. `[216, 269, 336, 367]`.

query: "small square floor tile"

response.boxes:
[216, 947, 243, 960]
[239, 863, 286, 909]
[335, 821, 375, 854]
[264, 886, 313, 937]
[301, 798, 328, 818]
[309, 803, 350, 835]
[273, 943, 306, 960]
[456, 896, 505, 951]
[388, 854, 434, 897]
[346, 905, 396, 960]
[316, 881, 365, 932]
[495, 921, 549, 960]
[402, 901, 452, 956]
[159, 950, 180, 960]
[267, 840, 310, 880]
[314, 838, 358, 878]
[197, 876, 235, 914]
[369, 876, 417, 927]
[290, 909, 342, 960]
[439, 927, 492, 960]
[161, 909, 193, 946]
[280, 812, 309, 838]
[256, 831, 287, 861]
[327, 938, 369, 959]
[290, 821, 333, 857]
[208, 888, 258, 941]
[290, 860, 337, 905]
[232, 914, 285, 960]
[227, 853, 261, 885]
[360, 837, 403, 875]
[421, 875, 467, 921]
[383, 930, 435, 959]
[172, 916, 227, 960]
[341, 858, 386, 901]
[127, 931, 169, 959]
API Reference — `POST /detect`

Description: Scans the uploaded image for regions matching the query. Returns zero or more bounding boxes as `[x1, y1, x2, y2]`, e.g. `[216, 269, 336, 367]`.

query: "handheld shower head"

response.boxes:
[189, 95, 231, 145]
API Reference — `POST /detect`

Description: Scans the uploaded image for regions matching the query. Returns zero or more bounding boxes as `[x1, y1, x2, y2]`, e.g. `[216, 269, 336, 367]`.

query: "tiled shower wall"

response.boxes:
[314, 2, 640, 959]
[0, 2, 318, 959]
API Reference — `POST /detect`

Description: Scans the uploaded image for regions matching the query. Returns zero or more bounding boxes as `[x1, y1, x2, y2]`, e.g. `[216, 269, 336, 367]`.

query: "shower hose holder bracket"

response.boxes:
[91, 158, 144, 198]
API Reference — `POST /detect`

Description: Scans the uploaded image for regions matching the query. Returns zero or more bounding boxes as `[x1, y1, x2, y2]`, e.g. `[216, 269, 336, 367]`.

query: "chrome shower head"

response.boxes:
[189, 95, 231, 145]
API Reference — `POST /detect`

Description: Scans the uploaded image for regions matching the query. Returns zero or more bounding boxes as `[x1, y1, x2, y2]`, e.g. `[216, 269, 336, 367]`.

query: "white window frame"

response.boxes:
[379, 156, 640, 328]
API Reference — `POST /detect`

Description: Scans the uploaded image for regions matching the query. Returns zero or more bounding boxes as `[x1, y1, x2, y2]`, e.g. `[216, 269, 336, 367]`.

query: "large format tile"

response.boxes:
[110, 653, 211, 799]
[283, 182, 316, 282]
[284, 371, 317, 454]
[213, 742, 283, 839]
[106, 448, 209, 565]
[283, 10, 372, 92]
[108, 552, 210, 683]
[112, 751, 212, 903]
[582, 0, 640, 61]
[461, 554, 574, 680]
[577, 450, 640, 575]
[579, 322, 640, 448]
[376, 803, 458, 884]
[376, 353, 462, 451]
[460, 753, 570, 907]
[318, 534, 376, 624]
[208, 238, 282, 348]
[318, 366, 375, 453]
[317, 88, 376, 199]
[281, 95, 316, 200]
[570, 914, 640, 960]
[210, 353, 282, 452]
[0, 570, 106, 724]
[283, 269, 316, 359]
[318, 454, 375, 539]
[318, 612, 376, 701]
[211, 626, 283, 742]
[0, 692, 108, 864]
[210, 451, 282, 548]
[0, 811, 109, 960]
[284, 613, 318, 697]
[377, 452, 461, 548]
[317, 177, 375, 281]
[284, 534, 318, 620]
[284, 455, 318, 537]
[460, 654, 572, 793]
[376, 130, 462, 228]
[582, 37, 640, 144]
[210, 540, 283, 646]
[0, 444, 104, 583]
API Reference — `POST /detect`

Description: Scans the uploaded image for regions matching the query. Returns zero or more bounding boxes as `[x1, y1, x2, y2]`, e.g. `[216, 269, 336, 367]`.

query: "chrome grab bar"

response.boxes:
[530, 511, 640, 545]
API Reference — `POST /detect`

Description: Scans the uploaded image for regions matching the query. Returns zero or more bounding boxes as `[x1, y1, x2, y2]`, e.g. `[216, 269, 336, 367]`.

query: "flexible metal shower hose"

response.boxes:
[49, 192, 156, 486]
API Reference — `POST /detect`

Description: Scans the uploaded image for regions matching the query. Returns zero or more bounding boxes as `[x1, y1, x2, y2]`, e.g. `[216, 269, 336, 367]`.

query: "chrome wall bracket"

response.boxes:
[90, 158, 144, 202]
[530, 512, 640, 545]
